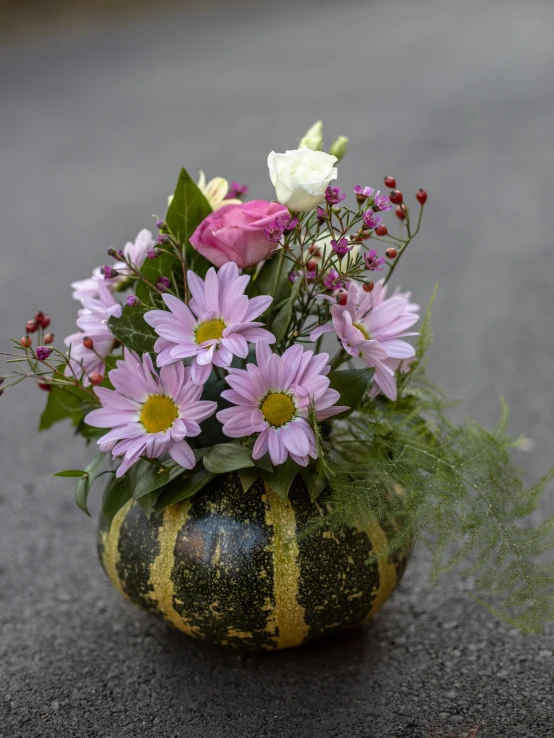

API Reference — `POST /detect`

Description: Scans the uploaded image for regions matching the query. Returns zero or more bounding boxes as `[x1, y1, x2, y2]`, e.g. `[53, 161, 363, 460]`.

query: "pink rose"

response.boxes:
[189, 200, 289, 269]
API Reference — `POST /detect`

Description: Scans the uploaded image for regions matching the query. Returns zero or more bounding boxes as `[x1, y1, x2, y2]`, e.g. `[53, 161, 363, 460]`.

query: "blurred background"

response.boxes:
[1, 1, 553, 736]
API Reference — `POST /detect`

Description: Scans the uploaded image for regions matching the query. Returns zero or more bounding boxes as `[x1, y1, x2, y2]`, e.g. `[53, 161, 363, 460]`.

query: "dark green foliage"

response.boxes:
[203, 443, 254, 473]
[39, 385, 92, 431]
[108, 305, 158, 354]
[328, 367, 375, 418]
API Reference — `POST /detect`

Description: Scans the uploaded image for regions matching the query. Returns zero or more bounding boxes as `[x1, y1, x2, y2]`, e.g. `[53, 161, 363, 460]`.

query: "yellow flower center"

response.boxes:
[353, 322, 370, 339]
[260, 392, 295, 427]
[195, 319, 226, 344]
[140, 395, 178, 434]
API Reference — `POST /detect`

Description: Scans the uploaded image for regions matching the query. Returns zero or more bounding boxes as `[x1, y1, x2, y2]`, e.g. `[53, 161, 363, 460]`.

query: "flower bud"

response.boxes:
[38, 381, 52, 392]
[306, 259, 318, 272]
[385, 247, 397, 259]
[20, 336, 32, 348]
[43, 332, 55, 345]
[337, 293, 348, 305]
[36, 346, 52, 361]
[363, 281, 375, 292]
[126, 295, 141, 307]
[41, 315, 51, 329]
[316, 207, 327, 224]
[157, 276, 171, 293]
[395, 205, 407, 221]
[26, 319, 38, 334]
[389, 190, 403, 205]
[90, 372, 104, 386]
[35, 311, 45, 325]
[384, 176, 396, 189]
[102, 265, 118, 280]
[157, 234, 170, 245]
[329, 135, 349, 161]
[299, 120, 324, 151]
[156, 219, 167, 230]
[416, 188, 428, 205]
[147, 247, 163, 260]
[375, 225, 388, 237]
[83, 336, 94, 350]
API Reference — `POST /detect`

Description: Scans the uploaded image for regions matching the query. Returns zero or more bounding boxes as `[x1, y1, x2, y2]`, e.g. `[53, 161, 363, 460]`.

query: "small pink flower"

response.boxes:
[144, 262, 275, 385]
[86, 350, 217, 477]
[64, 282, 121, 385]
[217, 342, 348, 467]
[362, 210, 383, 230]
[71, 229, 155, 301]
[310, 281, 420, 401]
[190, 200, 290, 269]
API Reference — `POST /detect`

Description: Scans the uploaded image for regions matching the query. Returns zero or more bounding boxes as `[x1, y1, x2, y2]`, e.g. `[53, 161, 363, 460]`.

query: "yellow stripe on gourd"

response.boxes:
[100, 501, 131, 599]
[263, 486, 310, 649]
[361, 518, 399, 619]
[147, 502, 200, 638]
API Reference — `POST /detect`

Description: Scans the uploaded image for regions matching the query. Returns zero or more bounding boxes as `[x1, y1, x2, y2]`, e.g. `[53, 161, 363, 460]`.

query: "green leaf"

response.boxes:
[238, 467, 260, 493]
[165, 167, 212, 248]
[39, 385, 89, 431]
[271, 277, 302, 343]
[108, 305, 158, 354]
[197, 375, 229, 446]
[253, 453, 273, 472]
[203, 443, 254, 474]
[328, 367, 375, 418]
[136, 489, 161, 518]
[154, 466, 216, 514]
[75, 453, 105, 516]
[299, 464, 327, 502]
[254, 252, 289, 306]
[101, 473, 133, 524]
[261, 458, 300, 501]
[53, 470, 88, 478]
[132, 460, 184, 499]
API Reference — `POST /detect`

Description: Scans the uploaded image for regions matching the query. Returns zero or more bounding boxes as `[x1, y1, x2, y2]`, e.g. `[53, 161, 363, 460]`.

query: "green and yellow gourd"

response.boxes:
[98, 473, 408, 650]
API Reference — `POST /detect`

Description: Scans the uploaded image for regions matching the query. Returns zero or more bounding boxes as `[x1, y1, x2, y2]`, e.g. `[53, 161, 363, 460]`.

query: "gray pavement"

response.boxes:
[1, 1, 554, 736]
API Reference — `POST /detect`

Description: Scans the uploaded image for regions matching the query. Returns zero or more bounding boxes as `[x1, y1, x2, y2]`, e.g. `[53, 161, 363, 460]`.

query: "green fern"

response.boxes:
[318, 291, 554, 633]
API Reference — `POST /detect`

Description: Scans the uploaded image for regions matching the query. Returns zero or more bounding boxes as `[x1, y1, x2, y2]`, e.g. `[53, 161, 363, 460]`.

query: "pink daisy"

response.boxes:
[71, 229, 155, 301]
[86, 349, 217, 477]
[144, 262, 275, 385]
[310, 280, 419, 401]
[216, 342, 348, 467]
[64, 282, 122, 385]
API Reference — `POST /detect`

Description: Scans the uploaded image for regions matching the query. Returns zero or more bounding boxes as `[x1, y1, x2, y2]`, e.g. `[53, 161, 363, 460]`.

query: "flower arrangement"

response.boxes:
[3, 121, 553, 638]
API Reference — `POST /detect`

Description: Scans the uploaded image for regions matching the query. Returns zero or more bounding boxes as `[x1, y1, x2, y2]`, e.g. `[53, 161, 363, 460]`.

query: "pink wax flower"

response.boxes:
[64, 282, 122, 386]
[217, 342, 348, 467]
[144, 262, 275, 385]
[86, 350, 217, 477]
[190, 200, 290, 268]
[310, 280, 420, 401]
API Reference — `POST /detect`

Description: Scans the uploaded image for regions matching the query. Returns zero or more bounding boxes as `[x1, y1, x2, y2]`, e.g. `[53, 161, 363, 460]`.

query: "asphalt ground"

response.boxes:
[1, 1, 554, 735]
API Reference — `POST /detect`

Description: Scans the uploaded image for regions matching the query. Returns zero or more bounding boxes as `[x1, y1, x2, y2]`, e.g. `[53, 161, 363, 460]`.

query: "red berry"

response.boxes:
[306, 260, 318, 272]
[43, 333, 54, 345]
[385, 247, 397, 259]
[375, 225, 388, 237]
[384, 176, 396, 189]
[35, 311, 45, 325]
[25, 319, 39, 333]
[83, 336, 94, 350]
[416, 188, 428, 205]
[90, 372, 104, 386]
[38, 380, 52, 392]
[395, 205, 406, 221]
[20, 336, 32, 348]
[389, 190, 403, 205]
[41, 315, 51, 329]
[337, 293, 348, 305]
[363, 281, 375, 292]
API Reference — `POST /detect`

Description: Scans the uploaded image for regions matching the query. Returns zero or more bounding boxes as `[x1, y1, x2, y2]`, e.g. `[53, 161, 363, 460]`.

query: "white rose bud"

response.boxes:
[329, 135, 349, 161]
[298, 120, 324, 151]
[267, 148, 338, 213]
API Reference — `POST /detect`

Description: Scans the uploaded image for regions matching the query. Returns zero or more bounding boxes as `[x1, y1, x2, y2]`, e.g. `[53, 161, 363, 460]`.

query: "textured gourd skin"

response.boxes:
[98, 472, 408, 650]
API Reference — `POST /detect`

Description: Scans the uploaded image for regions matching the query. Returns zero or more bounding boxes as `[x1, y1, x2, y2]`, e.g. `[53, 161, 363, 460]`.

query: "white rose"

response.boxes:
[267, 147, 338, 213]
